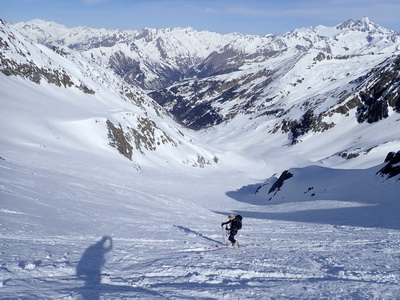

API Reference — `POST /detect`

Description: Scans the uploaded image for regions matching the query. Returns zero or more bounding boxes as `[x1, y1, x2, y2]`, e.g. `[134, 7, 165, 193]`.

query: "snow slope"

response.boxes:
[1, 72, 400, 298]
[1, 126, 400, 299]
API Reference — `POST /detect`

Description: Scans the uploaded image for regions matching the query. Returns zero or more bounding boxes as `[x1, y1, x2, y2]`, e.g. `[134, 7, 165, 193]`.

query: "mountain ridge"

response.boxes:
[1, 17, 400, 175]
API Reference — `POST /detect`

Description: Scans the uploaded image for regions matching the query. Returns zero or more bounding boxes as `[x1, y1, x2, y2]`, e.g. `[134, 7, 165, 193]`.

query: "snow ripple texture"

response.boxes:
[1, 158, 400, 299]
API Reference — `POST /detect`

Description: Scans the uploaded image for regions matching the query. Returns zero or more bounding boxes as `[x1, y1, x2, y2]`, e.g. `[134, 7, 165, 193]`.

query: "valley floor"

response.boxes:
[1, 153, 400, 299]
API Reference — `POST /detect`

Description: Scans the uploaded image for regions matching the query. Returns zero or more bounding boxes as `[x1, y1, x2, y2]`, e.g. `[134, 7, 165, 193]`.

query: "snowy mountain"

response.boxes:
[1, 17, 400, 299]
[150, 17, 400, 130]
[15, 19, 241, 90]
[146, 17, 400, 181]
[15, 18, 400, 149]
[0, 19, 218, 169]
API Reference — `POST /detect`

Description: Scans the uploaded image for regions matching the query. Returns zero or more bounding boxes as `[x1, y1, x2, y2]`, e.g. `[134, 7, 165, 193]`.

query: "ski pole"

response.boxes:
[221, 225, 228, 243]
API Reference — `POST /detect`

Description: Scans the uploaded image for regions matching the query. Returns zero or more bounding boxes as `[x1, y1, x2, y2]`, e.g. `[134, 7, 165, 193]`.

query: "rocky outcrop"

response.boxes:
[356, 55, 400, 123]
[0, 58, 73, 87]
[108, 50, 183, 90]
[279, 109, 335, 144]
[106, 117, 217, 167]
[106, 120, 133, 160]
[106, 117, 178, 160]
[1, 55, 96, 94]
[377, 151, 400, 180]
[128, 116, 178, 154]
[109, 51, 142, 82]
[268, 170, 293, 197]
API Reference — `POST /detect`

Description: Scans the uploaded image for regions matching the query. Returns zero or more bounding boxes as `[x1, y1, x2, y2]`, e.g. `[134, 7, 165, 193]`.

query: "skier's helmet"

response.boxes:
[228, 214, 235, 220]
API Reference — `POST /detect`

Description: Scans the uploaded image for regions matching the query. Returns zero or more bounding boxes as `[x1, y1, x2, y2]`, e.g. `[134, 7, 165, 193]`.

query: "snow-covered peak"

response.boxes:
[337, 17, 385, 33]
[14, 19, 244, 89]
[15, 19, 128, 50]
[131, 26, 240, 61]
[14, 17, 400, 92]
[281, 17, 399, 54]
[18, 18, 69, 33]
[15, 19, 239, 53]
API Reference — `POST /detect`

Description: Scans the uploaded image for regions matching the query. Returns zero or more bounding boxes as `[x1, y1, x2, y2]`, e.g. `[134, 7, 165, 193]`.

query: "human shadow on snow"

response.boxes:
[74, 236, 164, 299]
[174, 225, 224, 245]
[76, 236, 113, 289]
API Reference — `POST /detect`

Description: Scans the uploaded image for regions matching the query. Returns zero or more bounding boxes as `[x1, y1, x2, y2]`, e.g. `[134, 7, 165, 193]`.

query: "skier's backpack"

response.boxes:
[235, 215, 243, 230]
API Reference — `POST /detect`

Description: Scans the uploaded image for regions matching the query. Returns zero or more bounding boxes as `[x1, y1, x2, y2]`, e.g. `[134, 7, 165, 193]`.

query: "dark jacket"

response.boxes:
[222, 218, 241, 231]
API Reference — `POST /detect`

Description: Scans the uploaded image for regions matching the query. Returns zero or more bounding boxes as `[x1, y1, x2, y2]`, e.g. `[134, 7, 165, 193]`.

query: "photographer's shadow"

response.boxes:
[76, 236, 113, 299]
[75, 236, 163, 299]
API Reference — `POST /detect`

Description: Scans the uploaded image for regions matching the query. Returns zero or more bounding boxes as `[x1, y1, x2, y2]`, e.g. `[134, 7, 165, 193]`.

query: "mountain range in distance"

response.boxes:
[1, 17, 399, 184]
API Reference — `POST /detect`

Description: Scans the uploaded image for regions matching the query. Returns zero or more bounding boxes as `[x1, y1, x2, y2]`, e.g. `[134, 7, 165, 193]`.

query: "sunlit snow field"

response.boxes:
[1, 129, 400, 299]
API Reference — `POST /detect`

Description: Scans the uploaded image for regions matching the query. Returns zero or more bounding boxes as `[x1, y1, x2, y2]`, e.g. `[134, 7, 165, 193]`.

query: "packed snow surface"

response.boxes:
[1, 141, 400, 299]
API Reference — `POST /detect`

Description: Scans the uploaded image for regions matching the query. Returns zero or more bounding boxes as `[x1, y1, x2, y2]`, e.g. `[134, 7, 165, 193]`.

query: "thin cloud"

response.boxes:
[82, 0, 108, 4]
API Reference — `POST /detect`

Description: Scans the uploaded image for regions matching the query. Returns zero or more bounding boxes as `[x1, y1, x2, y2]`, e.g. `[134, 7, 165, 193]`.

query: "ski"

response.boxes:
[213, 243, 245, 249]
[214, 244, 230, 248]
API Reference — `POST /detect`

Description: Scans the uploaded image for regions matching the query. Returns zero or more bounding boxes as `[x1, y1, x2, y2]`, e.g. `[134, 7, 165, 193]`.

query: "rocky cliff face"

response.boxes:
[377, 151, 400, 180]
[356, 55, 400, 123]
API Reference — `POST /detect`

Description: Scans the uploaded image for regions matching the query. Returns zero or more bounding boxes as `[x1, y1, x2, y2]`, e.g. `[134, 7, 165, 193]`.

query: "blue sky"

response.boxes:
[2, 0, 400, 35]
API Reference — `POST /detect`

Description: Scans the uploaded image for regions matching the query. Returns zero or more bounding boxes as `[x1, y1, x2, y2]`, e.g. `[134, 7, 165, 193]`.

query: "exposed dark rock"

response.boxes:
[339, 151, 360, 159]
[376, 151, 400, 180]
[109, 51, 141, 78]
[149, 68, 279, 130]
[77, 83, 95, 94]
[127, 116, 178, 154]
[268, 170, 293, 195]
[279, 109, 335, 144]
[0, 58, 75, 88]
[52, 46, 69, 57]
[355, 55, 400, 123]
[106, 120, 133, 160]
[108, 51, 148, 89]
[149, 81, 225, 130]
[0, 36, 10, 50]
[108, 49, 185, 90]
[195, 49, 240, 78]
[330, 96, 361, 116]
[180, 102, 223, 129]
[357, 92, 389, 123]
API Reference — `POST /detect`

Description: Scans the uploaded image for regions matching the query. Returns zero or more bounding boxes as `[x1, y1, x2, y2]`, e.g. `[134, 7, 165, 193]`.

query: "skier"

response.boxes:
[221, 213, 242, 247]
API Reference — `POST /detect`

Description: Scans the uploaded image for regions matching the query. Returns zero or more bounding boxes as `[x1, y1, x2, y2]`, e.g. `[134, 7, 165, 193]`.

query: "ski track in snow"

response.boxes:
[1, 224, 400, 299]
[1, 157, 400, 299]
